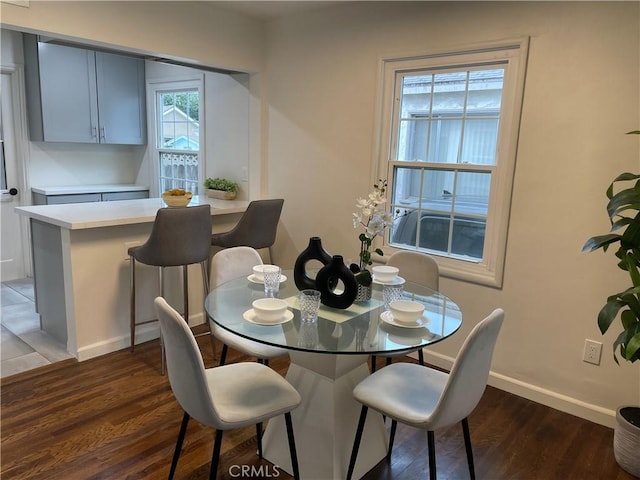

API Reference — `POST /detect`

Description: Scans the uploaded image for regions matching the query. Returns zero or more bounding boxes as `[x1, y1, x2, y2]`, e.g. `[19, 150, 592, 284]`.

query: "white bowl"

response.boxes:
[252, 265, 266, 282]
[252, 264, 279, 282]
[372, 265, 400, 283]
[389, 300, 425, 324]
[252, 298, 288, 323]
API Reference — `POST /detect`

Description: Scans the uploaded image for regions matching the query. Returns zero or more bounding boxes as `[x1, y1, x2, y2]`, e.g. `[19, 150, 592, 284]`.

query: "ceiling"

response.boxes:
[213, 1, 349, 20]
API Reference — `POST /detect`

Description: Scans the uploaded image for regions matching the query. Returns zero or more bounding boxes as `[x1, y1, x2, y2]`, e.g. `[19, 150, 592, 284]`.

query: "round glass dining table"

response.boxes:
[204, 269, 462, 480]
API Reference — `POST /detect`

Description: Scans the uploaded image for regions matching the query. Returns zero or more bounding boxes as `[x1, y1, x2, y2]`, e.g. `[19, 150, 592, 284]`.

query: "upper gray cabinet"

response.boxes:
[23, 34, 146, 145]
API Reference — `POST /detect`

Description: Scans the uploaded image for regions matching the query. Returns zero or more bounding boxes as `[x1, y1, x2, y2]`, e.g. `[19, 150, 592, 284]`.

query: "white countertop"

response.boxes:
[31, 184, 150, 195]
[15, 196, 249, 230]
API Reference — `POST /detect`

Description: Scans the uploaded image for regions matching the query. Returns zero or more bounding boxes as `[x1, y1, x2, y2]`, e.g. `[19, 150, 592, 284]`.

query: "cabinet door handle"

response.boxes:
[92, 126, 98, 139]
[100, 126, 106, 142]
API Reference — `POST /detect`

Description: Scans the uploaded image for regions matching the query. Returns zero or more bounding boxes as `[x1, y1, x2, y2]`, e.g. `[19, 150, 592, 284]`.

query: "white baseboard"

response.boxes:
[76, 314, 207, 362]
[411, 350, 617, 429]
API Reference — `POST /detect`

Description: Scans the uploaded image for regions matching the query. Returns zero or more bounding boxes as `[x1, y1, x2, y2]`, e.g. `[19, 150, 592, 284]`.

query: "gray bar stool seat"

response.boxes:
[210, 199, 284, 263]
[129, 204, 215, 373]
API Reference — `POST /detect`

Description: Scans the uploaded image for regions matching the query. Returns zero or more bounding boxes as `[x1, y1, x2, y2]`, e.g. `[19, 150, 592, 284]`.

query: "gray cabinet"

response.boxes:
[23, 35, 146, 145]
[32, 189, 149, 205]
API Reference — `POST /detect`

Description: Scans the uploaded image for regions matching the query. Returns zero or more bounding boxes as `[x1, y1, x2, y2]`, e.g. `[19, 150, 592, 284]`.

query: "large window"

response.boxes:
[153, 82, 203, 194]
[379, 40, 528, 287]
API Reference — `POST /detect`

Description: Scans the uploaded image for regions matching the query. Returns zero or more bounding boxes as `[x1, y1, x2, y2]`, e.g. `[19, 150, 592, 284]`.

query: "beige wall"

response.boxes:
[264, 1, 640, 426]
[2, 1, 639, 427]
[1, 1, 265, 72]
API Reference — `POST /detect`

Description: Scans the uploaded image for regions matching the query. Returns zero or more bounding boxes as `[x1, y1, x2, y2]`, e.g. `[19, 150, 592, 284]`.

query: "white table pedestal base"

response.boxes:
[262, 352, 387, 480]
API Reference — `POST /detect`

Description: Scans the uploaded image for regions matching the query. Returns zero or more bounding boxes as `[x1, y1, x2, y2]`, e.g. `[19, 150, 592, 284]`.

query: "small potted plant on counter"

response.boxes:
[204, 177, 239, 200]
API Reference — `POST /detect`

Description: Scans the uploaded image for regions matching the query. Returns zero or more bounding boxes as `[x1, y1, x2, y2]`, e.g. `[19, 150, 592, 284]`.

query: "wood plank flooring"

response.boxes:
[1, 333, 634, 480]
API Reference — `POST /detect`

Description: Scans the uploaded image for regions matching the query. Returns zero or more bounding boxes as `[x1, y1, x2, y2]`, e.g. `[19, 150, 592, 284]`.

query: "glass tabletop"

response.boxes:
[204, 269, 462, 355]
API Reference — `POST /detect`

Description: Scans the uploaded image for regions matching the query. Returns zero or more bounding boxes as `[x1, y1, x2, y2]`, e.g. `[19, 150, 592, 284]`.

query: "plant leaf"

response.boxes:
[607, 188, 640, 219]
[582, 234, 621, 252]
[597, 300, 625, 334]
[627, 330, 640, 361]
[611, 217, 634, 231]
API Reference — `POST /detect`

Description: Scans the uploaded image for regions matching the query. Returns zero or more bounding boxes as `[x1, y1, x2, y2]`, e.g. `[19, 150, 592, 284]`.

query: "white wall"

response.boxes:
[264, 2, 640, 426]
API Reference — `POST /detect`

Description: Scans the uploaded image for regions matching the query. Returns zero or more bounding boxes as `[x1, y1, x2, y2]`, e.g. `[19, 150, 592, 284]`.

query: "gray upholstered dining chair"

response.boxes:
[210, 199, 284, 263]
[347, 308, 504, 480]
[154, 297, 301, 480]
[129, 205, 215, 373]
[371, 250, 440, 372]
[209, 246, 289, 366]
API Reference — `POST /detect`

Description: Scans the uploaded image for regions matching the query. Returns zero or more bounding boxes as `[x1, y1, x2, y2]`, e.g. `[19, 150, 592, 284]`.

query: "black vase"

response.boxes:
[315, 255, 358, 309]
[294, 237, 333, 291]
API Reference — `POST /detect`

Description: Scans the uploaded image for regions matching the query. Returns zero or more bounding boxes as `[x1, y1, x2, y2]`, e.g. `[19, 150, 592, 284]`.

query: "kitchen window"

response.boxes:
[378, 39, 528, 287]
[153, 81, 203, 194]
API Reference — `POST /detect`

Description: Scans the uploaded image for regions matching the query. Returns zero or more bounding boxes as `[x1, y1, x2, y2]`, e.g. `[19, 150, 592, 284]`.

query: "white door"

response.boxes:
[0, 71, 27, 281]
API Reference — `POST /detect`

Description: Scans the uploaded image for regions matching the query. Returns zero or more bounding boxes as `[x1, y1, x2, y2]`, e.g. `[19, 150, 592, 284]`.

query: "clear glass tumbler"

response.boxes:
[263, 265, 282, 297]
[383, 284, 404, 310]
[298, 289, 321, 322]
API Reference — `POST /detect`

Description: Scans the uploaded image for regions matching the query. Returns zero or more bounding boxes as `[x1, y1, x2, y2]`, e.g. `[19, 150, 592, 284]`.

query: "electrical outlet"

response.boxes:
[123, 241, 141, 261]
[583, 339, 602, 365]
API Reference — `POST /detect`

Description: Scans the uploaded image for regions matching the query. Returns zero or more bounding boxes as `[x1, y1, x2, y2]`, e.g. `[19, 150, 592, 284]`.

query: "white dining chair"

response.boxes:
[347, 308, 505, 480]
[209, 246, 289, 366]
[154, 296, 301, 480]
[371, 250, 440, 372]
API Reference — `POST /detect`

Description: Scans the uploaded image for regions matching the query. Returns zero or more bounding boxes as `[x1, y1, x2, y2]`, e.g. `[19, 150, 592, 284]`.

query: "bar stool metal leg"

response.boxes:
[160, 267, 166, 375]
[183, 265, 189, 323]
[201, 261, 217, 360]
[130, 256, 136, 352]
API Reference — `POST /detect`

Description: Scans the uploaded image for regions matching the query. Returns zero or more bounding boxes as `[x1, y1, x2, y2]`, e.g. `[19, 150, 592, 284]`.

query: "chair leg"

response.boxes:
[264, 359, 269, 368]
[284, 412, 300, 480]
[218, 344, 228, 366]
[160, 267, 166, 376]
[200, 261, 217, 360]
[371, 355, 377, 373]
[386, 356, 393, 367]
[461, 418, 476, 480]
[267, 246, 274, 264]
[256, 422, 263, 459]
[130, 256, 136, 352]
[427, 430, 436, 480]
[183, 265, 189, 323]
[346, 405, 368, 480]
[388, 419, 398, 459]
[210, 429, 224, 480]
[418, 348, 425, 366]
[169, 412, 190, 480]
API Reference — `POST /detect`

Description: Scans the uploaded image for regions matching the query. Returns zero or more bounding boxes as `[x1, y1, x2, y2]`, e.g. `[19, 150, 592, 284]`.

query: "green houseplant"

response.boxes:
[582, 131, 640, 477]
[204, 177, 239, 200]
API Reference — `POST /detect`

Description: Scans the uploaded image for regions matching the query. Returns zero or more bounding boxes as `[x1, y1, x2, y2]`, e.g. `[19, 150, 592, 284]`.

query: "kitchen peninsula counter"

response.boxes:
[16, 196, 249, 361]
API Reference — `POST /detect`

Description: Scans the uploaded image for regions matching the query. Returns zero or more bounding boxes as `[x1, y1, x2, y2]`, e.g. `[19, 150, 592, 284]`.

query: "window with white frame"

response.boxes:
[378, 40, 528, 287]
[153, 82, 203, 194]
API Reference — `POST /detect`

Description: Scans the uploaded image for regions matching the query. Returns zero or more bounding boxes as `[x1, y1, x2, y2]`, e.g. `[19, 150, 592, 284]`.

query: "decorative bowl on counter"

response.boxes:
[162, 189, 193, 208]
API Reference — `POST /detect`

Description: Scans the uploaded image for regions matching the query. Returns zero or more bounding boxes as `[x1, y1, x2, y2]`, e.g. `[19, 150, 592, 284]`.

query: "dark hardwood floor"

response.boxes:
[1, 332, 634, 480]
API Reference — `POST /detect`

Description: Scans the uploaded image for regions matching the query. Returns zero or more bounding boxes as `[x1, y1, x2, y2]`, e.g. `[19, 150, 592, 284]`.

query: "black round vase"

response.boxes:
[315, 255, 358, 309]
[294, 237, 333, 290]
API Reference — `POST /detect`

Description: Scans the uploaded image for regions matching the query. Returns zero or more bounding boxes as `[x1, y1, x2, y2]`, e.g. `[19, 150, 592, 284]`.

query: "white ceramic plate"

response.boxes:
[380, 310, 429, 329]
[247, 274, 288, 284]
[373, 275, 406, 286]
[243, 308, 293, 325]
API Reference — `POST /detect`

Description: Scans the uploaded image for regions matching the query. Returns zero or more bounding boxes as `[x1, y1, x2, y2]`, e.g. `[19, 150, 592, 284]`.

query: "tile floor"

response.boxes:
[1, 278, 73, 378]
